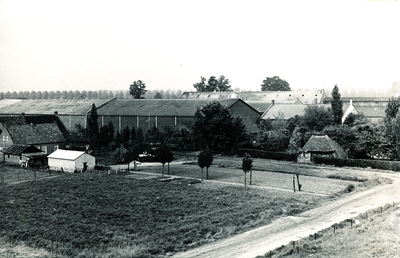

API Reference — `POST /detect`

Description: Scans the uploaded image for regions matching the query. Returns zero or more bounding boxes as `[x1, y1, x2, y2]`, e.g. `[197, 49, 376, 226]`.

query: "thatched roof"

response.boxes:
[301, 135, 348, 158]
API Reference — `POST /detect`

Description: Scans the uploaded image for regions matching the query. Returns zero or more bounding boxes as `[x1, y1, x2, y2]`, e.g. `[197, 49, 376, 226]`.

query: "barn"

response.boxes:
[297, 135, 348, 163]
[47, 149, 95, 172]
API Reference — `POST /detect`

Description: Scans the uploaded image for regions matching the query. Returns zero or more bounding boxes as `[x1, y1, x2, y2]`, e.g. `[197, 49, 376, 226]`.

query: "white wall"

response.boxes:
[48, 154, 95, 172]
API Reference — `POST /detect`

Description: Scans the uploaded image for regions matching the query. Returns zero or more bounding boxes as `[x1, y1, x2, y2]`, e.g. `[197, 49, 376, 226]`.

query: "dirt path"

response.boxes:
[172, 172, 400, 258]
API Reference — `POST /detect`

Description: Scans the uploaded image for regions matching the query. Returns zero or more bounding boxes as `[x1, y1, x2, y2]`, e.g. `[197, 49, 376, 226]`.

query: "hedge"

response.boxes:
[312, 156, 400, 172]
[237, 148, 297, 162]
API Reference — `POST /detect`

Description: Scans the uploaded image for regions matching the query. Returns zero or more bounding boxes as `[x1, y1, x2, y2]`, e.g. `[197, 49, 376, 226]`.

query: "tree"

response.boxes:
[303, 105, 333, 132]
[193, 76, 207, 92]
[288, 126, 308, 154]
[99, 125, 110, 149]
[343, 113, 369, 127]
[122, 126, 130, 143]
[86, 104, 99, 151]
[322, 125, 358, 158]
[192, 101, 248, 151]
[385, 97, 400, 119]
[198, 149, 213, 180]
[107, 121, 115, 145]
[129, 80, 147, 99]
[130, 127, 137, 145]
[216, 75, 232, 92]
[154, 92, 162, 99]
[261, 76, 290, 91]
[330, 85, 343, 125]
[156, 143, 173, 177]
[193, 75, 232, 92]
[242, 153, 253, 186]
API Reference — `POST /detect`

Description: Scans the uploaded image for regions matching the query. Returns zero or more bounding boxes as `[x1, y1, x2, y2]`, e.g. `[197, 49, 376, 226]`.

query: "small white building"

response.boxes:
[47, 149, 95, 172]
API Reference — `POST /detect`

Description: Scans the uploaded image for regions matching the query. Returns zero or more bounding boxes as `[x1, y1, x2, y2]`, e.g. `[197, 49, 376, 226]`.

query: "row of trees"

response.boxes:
[256, 85, 400, 161]
[0, 89, 184, 100]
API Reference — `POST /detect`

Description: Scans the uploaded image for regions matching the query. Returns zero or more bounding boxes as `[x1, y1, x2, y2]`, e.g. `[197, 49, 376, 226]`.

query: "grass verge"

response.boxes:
[260, 204, 400, 258]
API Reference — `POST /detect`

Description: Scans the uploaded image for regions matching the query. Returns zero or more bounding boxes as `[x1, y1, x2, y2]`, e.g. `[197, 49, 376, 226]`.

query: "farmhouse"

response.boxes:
[0, 115, 67, 155]
[47, 149, 95, 172]
[95, 98, 260, 135]
[298, 135, 348, 163]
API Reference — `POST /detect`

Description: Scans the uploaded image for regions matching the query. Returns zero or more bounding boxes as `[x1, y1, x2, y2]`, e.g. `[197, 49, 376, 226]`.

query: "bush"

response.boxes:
[345, 184, 355, 193]
[237, 148, 297, 162]
[313, 156, 400, 171]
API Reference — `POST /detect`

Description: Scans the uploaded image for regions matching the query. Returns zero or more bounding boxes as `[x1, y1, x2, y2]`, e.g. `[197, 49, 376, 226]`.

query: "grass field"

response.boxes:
[0, 156, 392, 258]
[0, 164, 57, 183]
[263, 204, 400, 257]
[0, 172, 324, 258]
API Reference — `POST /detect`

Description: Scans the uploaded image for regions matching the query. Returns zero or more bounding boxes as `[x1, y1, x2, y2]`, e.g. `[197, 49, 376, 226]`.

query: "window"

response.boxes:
[41, 146, 47, 154]
[6, 136, 9, 141]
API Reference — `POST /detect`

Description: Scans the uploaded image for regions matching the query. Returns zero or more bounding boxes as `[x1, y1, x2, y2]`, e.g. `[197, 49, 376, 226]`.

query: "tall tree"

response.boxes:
[216, 75, 232, 92]
[86, 103, 99, 151]
[330, 85, 343, 124]
[385, 97, 400, 119]
[129, 80, 147, 99]
[122, 126, 131, 143]
[261, 76, 290, 91]
[192, 101, 248, 151]
[193, 76, 207, 92]
[107, 121, 115, 144]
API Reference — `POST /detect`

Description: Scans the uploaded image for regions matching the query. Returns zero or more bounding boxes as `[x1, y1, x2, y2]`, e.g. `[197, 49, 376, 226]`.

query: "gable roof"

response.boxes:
[0, 116, 27, 127]
[7, 123, 66, 145]
[323, 97, 389, 103]
[301, 135, 348, 158]
[245, 101, 273, 114]
[96, 99, 246, 117]
[4, 144, 42, 155]
[47, 149, 86, 160]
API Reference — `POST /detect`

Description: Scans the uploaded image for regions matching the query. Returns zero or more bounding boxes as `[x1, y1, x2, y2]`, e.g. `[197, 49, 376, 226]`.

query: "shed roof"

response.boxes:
[4, 144, 42, 155]
[47, 149, 87, 160]
[96, 99, 242, 116]
[301, 135, 348, 158]
[7, 123, 66, 145]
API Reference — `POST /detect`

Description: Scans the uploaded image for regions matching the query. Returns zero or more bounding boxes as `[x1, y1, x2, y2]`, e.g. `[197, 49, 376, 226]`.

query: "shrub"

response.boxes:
[312, 156, 400, 171]
[345, 184, 355, 193]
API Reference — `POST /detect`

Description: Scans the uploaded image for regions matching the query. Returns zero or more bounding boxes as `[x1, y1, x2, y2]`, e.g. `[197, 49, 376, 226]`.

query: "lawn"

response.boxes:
[0, 173, 324, 258]
[264, 204, 400, 257]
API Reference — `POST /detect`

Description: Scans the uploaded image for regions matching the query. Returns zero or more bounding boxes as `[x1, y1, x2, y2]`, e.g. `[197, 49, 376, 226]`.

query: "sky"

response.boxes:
[0, 0, 399, 94]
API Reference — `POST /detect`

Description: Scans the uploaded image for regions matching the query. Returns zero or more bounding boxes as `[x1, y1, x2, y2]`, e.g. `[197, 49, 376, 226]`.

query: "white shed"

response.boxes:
[47, 149, 95, 172]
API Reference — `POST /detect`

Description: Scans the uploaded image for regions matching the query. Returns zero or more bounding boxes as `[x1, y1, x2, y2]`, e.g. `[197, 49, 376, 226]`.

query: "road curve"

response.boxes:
[172, 172, 400, 258]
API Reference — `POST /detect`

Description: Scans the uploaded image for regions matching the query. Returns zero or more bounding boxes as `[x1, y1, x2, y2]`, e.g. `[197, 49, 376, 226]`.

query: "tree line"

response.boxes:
[0, 89, 184, 100]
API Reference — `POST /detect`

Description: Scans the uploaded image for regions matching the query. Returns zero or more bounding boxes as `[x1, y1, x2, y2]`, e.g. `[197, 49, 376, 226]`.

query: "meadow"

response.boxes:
[0, 172, 324, 258]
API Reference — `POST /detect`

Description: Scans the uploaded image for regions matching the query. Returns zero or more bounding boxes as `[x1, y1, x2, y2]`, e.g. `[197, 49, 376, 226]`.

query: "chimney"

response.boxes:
[272, 100, 275, 105]
[54, 111, 58, 116]
[350, 99, 353, 106]
[21, 112, 25, 117]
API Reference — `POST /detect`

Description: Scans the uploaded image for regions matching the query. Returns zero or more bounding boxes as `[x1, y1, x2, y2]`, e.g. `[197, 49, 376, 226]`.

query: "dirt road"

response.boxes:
[172, 171, 400, 258]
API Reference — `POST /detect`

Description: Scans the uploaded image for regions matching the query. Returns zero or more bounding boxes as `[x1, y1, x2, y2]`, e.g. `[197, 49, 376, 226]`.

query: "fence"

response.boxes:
[266, 202, 398, 257]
